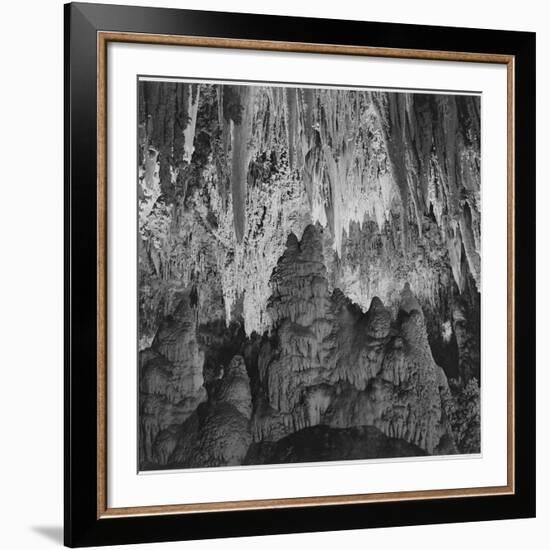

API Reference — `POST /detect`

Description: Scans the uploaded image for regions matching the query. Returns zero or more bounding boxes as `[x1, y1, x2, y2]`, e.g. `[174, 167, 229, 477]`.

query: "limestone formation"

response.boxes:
[139, 293, 207, 466]
[137, 81, 481, 470]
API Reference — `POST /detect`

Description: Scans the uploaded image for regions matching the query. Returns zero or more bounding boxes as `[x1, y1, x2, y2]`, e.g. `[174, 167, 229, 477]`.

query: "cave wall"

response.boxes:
[138, 82, 480, 337]
[137, 81, 481, 470]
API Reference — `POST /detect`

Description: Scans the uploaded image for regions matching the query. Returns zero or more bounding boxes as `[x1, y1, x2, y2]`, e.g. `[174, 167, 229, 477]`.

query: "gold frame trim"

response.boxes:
[96, 31, 515, 519]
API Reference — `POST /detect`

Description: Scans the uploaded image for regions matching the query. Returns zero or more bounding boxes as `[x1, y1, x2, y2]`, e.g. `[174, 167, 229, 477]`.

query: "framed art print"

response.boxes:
[64, 2, 536, 547]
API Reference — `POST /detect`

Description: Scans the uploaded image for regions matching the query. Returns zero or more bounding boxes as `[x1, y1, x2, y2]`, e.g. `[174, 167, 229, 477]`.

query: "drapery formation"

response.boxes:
[139, 82, 479, 339]
[137, 81, 481, 470]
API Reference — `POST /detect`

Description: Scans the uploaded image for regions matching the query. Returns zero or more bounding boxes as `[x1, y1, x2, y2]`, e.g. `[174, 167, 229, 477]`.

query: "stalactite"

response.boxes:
[138, 81, 481, 470]
[138, 81, 481, 343]
[285, 88, 298, 170]
[182, 84, 201, 163]
[230, 86, 256, 242]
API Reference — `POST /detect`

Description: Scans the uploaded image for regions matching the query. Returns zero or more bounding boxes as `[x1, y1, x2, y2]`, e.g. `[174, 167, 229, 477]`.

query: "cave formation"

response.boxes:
[138, 81, 481, 470]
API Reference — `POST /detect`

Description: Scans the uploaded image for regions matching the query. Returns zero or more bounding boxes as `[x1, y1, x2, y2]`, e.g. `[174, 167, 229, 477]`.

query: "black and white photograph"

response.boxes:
[0, 0, 542, 547]
[137, 79, 482, 471]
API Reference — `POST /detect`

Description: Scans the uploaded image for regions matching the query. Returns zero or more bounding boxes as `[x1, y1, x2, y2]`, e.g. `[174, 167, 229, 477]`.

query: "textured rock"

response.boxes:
[217, 355, 253, 419]
[251, 225, 456, 455]
[245, 425, 426, 465]
[452, 298, 481, 384]
[261, 225, 335, 415]
[169, 401, 252, 468]
[137, 82, 481, 470]
[158, 354, 253, 468]
[140, 234, 464, 467]
[447, 378, 481, 454]
[138, 83, 480, 340]
[139, 293, 207, 465]
[151, 293, 206, 403]
[228, 86, 257, 242]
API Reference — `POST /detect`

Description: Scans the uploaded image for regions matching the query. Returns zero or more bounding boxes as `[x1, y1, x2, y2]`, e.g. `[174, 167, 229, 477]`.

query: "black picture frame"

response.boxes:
[64, 2, 536, 547]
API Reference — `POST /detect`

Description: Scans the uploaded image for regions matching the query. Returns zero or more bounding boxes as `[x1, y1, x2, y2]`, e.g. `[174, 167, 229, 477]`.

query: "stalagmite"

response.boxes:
[137, 81, 481, 470]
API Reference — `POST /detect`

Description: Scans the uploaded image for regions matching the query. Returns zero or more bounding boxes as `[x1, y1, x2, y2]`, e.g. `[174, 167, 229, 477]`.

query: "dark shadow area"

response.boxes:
[32, 526, 63, 545]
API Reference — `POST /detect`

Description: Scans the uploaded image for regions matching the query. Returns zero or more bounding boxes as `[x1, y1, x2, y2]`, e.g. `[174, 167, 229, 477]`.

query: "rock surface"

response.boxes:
[137, 82, 481, 469]
[252, 226, 455, 455]
[245, 425, 426, 465]
[139, 292, 207, 466]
